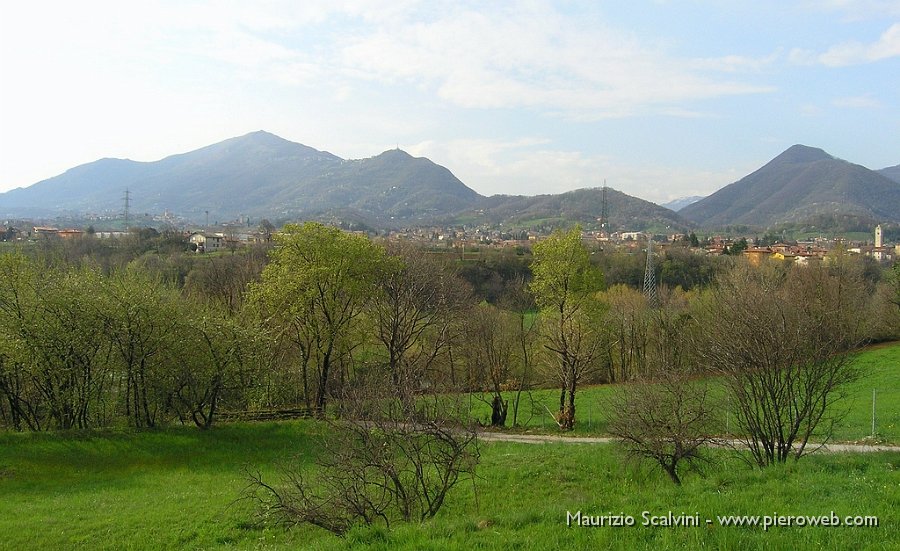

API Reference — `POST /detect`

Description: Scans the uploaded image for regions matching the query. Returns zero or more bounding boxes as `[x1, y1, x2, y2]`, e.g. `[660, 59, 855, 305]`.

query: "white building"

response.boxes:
[189, 232, 225, 253]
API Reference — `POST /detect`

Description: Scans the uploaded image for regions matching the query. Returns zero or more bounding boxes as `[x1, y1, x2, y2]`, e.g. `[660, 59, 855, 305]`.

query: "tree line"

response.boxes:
[0, 223, 897, 436]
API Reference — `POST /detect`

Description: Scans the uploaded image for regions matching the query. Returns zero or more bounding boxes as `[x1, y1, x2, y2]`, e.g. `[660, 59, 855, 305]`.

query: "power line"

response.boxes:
[643, 235, 659, 308]
[122, 189, 131, 231]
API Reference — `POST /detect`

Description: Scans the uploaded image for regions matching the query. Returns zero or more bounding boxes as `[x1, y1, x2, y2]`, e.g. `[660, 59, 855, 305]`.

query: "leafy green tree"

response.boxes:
[0, 254, 45, 430]
[168, 306, 263, 429]
[530, 227, 605, 430]
[98, 268, 181, 428]
[892, 262, 900, 311]
[248, 222, 390, 416]
[729, 237, 749, 255]
[0, 257, 110, 430]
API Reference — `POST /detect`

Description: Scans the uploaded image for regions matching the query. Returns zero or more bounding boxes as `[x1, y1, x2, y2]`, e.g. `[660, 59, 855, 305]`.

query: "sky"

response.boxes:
[1, 1, 899, 205]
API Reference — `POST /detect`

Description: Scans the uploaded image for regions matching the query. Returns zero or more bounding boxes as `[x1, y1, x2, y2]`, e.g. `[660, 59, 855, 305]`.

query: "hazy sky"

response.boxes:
[1, 1, 898, 204]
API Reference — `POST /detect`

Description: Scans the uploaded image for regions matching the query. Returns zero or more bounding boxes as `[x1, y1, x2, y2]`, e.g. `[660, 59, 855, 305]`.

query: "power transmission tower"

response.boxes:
[643, 235, 659, 308]
[122, 189, 131, 232]
[599, 182, 609, 237]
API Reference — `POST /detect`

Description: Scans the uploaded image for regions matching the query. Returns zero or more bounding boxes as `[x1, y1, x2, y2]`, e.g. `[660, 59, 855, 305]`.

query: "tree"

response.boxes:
[598, 285, 650, 383]
[168, 306, 262, 429]
[184, 250, 267, 312]
[728, 237, 748, 255]
[248, 222, 390, 416]
[892, 262, 900, 311]
[499, 277, 539, 427]
[245, 373, 479, 535]
[695, 262, 866, 466]
[99, 268, 181, 428]
[0, 254, 46, 430]
[530, 227, 605, 430]
[259, 219, 276, 243]
[370, 244, 468, 410]
[0, 258, 111, 430]
[460, 303, 517, 426]
[608, 371, 717, 485]
[608, 289, 715, 485]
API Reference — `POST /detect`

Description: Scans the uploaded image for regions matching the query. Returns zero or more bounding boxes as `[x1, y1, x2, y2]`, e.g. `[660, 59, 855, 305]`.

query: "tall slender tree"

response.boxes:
[530, 227, 605, 430]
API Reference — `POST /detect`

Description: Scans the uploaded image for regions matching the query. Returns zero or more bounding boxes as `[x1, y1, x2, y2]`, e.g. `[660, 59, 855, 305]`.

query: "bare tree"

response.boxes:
[696, 261, 866, 466]
[608, 369, 717, 485]
[245, 375, 479, 535]
[498, 277, 539, 427]
[371, 244, 469, 411]
[599, 285, 651, 383]
[608, 288, 717, 485]
[460, 304, 516, 426]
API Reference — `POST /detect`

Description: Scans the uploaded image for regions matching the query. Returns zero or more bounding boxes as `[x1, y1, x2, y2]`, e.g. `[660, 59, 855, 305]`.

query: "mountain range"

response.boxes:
[1, 132, 897, 232]
[0, 131, 684, 231]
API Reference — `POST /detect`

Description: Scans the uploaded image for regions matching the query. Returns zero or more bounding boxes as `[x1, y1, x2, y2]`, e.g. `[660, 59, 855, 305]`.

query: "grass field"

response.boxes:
[1, 343, 898, 549]
[0, 421, 897, 550]
[470, 342, 900, 444]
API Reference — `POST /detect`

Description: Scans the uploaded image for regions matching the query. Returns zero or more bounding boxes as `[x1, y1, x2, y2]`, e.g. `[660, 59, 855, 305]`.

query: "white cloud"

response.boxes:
[689, 51, 782, 73]
[833, 94, 883, 108]
[333, 3, 772, 118]
[806, 0, 900, 19]
[792, 23, 900, 66]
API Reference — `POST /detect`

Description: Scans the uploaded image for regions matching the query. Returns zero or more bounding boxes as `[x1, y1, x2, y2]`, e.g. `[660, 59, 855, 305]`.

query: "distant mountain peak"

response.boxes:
[376, 149, 414, 160]
[661, 195, 705, 212]
[774, 144, 834, 164]
[680, 144, 900, 228]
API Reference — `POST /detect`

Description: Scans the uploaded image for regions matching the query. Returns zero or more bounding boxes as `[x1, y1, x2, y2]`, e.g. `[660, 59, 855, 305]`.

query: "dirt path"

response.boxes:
[477, 431, 899, 453]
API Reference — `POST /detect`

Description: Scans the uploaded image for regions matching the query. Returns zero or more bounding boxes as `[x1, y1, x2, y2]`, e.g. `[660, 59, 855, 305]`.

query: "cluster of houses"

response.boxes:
[0, 223, 271, 253]
[3, 218, 897, 263]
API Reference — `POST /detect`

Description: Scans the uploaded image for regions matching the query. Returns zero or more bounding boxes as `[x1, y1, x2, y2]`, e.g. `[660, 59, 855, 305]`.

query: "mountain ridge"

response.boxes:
[0, 131, 681, 230]
[679, 144, 900, 228]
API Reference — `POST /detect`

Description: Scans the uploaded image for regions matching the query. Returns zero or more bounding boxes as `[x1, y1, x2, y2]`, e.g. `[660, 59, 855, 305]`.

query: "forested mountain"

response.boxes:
[462, 187, 688, 231]
[0, 131, 684, 229]
[880, 164, 900, 184]
[0, 131, 482, 224]
[680, 145, 900, 228]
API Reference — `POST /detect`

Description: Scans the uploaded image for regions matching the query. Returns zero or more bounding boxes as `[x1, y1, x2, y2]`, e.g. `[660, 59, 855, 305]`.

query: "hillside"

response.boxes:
[462, 187, 689, 231]
[0, 132, 482, 224]
[0, 132, 685, 230]
[880, 164, 900, 184]
[680, 145, 900, 228]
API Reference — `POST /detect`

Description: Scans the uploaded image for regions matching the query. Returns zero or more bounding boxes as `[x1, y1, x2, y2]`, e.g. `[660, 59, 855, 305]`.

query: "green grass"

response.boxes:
[471, 342, 900, 443]
[1, 421, 897, 550]
[833, 343, 900, 444]
[1, 342, 897, 549]
[0, 422, 326, 550]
